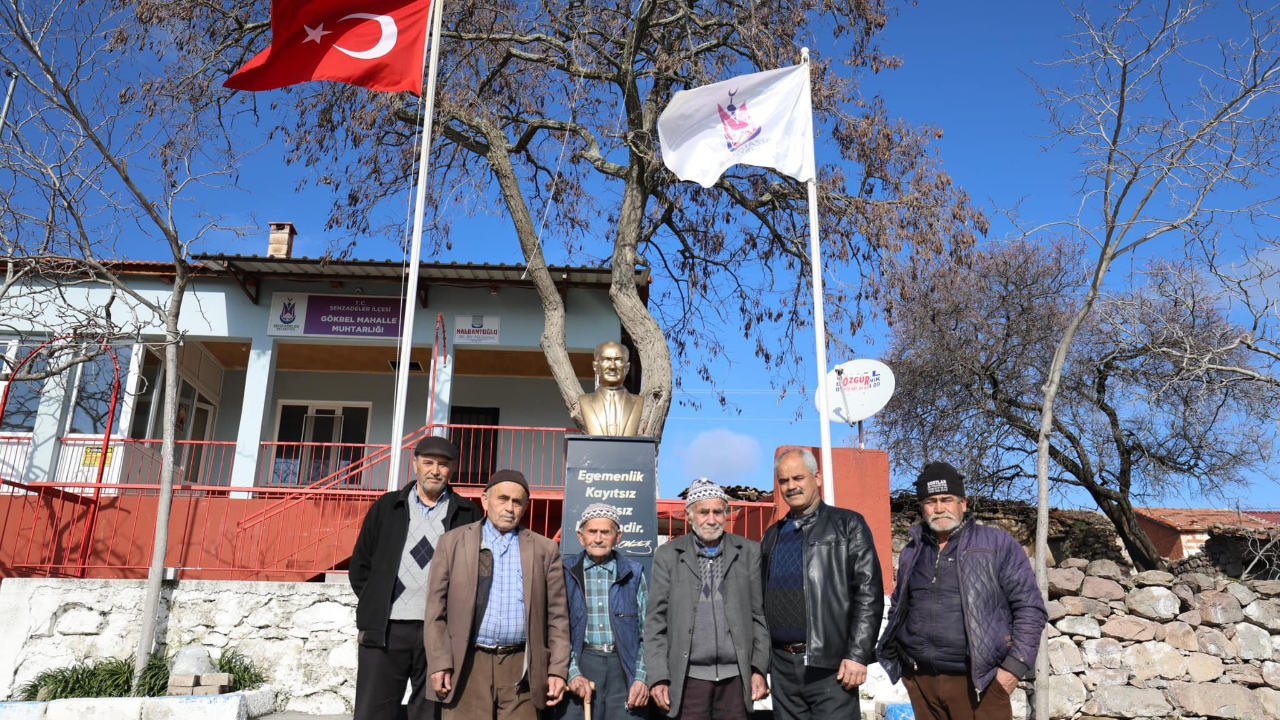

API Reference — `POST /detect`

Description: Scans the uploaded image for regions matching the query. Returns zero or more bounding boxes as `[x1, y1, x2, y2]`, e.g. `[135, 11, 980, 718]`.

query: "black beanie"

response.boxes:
[916, 462, 966, 500]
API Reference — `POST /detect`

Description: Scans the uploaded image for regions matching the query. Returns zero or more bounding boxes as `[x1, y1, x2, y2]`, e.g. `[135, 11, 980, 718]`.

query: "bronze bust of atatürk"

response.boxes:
[578, 341, 644, 436]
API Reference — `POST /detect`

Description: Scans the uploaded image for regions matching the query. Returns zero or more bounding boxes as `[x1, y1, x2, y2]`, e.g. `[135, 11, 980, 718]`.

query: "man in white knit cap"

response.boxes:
[645, 479, 770, 719]
[560, 503, 650, 719]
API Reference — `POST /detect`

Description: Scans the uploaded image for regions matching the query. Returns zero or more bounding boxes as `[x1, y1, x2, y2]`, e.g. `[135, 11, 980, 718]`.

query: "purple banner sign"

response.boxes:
[302, 295, 403, 338]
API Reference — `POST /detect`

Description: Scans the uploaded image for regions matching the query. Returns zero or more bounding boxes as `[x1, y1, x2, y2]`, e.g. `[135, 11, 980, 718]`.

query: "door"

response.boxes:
[271, 403, 371, 486]
[182, 402, 215, 485]
[449, 406, 500, 485]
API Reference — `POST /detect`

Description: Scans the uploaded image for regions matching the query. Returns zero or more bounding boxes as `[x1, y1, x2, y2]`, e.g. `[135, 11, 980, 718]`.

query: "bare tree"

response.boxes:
[0, 0, 253, 689]
[880, 239, 1274, 569]
[1018, 3, 1280, 714]
[131, 0, 987, 436]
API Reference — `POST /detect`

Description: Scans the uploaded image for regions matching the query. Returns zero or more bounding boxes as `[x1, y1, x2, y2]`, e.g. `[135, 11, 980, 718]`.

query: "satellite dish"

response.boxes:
[815, 359, 896, 425]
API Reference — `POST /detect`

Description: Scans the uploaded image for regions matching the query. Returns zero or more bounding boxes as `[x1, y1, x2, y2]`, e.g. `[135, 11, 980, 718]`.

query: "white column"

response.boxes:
[229, 335, 277, 491]
[427, 341, 454, 437]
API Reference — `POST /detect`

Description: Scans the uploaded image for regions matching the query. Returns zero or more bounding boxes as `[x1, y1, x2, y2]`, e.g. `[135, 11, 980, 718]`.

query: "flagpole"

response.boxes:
[800, 47, 837, 505]
[388, 0, 447, 491]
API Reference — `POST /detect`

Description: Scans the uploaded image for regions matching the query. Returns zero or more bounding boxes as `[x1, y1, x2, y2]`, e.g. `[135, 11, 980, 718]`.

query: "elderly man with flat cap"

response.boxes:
[876, 462, 1047, 720]
[560, 503, 650, 719]
[349, 435, 482, 720]
[425, 469, 570, 720]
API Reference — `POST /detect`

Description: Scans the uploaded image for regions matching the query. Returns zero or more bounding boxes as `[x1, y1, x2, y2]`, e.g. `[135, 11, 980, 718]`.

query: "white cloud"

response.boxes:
[677, 428, 765, 488]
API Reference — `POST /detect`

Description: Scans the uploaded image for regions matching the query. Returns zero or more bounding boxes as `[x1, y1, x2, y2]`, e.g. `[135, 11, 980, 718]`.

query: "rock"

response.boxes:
[1045, 673, 1087, 718]
[1178, 609, 1202, 627]
[1126, 586, 1180, 620]
[1259, 687, 1280, 720]
[1089, 685, 1172, 718]
[170, 646, 216, 676]
[1254, 580, 1280, 597]
[1056, 615, 1101, 638]
[1060, 596, 1111, 618]
[1246, 599, 1280, 632]
[1225, 664, 1265, 686]
[1187, 653, 1224, 682]
[1082, 637, 1126, 669]
[1122, 641, 1188, 681]
[1086, 559, 1127, 581]
[1046, 624, 1061, 638]
[1046, 600, 1067, 622]
[1198, 591, 1245, 625]
[53, 605, 107, 635]
[291, 601, 352, 632]
[1237, 621, 1273, 660]
[1082, 577, 1126, 601]
[1009, 688, 1028, 720]
[1085, 668, 1131, 687]
[1266, 661, 1280, 689]
[1196, 627, 1237, 659]
[1133, 570, 1175, 587]
[1226, 582, 1260, 607]
[241, 686, 277, 718]
[1168, 680, 1266, 718]
[1048, 568, 1085, 597]
[1048, 636, 1086, 674]
[1163, 620, 1198, 651]
[1101, 615, 1156, 642]
[1173, 583, 1198, 611]
[1060, 558, 1089, 569]
[1180, 572, 1217, 592]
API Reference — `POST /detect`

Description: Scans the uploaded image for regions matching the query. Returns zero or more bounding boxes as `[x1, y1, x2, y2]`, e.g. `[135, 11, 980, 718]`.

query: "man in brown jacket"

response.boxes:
[425, 469, 570, 719]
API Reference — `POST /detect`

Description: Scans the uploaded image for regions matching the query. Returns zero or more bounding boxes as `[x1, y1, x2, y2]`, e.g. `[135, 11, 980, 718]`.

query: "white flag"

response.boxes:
[658, 64, 814, 189]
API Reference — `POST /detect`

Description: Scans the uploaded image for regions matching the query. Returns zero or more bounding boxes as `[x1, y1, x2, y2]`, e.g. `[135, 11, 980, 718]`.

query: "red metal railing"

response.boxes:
[230, 423, 576, 580]
[53, 438, 238, 493]
[657, 500, 778, 542]
[0, 434, 33, 486]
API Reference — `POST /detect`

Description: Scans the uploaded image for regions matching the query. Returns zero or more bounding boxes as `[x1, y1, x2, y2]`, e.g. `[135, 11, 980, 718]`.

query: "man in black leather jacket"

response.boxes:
[761, 448, 884, 720]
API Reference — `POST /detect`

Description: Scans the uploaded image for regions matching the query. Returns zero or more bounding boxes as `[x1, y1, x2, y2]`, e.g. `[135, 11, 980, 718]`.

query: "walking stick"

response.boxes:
[584, 681, 595, 720]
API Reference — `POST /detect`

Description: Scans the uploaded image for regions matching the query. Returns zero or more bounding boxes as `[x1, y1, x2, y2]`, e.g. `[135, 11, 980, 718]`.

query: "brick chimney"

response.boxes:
[267, 222, 297, 259]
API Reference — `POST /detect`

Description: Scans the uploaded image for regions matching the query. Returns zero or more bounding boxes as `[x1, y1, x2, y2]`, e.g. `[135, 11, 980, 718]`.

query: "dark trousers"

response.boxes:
[355, 620, 436, 720]
[679, 676, 747, 720]
[558, 649, 645, 719]
[768, 648, 860, 720]
[903, 671, 1012, 720]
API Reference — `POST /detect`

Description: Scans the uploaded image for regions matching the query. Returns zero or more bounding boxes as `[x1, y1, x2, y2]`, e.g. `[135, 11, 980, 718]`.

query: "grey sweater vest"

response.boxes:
[389, 495, 448, 620]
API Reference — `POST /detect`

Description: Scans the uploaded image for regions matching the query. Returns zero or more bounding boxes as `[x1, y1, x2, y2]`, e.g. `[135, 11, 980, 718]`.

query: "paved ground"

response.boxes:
[260, 714, 351, 720]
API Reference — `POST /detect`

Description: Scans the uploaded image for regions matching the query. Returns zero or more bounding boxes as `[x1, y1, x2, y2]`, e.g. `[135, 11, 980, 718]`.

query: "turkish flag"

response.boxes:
[224, 0, 431, 94]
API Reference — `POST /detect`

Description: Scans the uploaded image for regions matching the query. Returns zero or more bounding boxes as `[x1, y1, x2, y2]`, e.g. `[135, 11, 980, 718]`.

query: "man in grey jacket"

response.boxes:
[645, 479, 770, 719]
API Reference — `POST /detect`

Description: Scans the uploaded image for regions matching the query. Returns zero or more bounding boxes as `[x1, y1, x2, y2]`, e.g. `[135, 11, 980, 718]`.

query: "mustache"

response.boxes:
[785, 489, 804, 497]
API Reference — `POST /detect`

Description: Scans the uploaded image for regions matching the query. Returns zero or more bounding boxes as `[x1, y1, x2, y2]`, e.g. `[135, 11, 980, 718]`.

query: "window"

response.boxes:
[66, 346, 133, 436]
[0, 343, 49, 433]
[271, 403, 372, 486]
[128, 350, 163, 440]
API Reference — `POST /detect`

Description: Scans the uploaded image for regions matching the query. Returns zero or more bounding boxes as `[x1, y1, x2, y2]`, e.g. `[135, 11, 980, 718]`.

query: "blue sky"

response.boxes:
[104, 1, 1278, 507]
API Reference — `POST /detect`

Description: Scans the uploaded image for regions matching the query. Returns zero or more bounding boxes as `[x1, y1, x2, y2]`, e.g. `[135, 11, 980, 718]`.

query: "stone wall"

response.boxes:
[0, 579, 358, 714]
[1043, 557, 1280, 719]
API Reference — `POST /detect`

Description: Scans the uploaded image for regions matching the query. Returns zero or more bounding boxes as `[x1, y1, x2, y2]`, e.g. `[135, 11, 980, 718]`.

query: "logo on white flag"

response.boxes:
[718, 90, 762, 150]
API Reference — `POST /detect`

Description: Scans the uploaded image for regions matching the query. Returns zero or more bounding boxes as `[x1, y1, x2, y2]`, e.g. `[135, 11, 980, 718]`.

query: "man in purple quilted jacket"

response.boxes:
[876, 462, 1047, 720]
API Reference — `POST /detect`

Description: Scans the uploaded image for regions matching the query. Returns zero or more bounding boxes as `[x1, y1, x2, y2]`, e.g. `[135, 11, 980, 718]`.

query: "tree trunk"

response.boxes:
[612, 171, 671, 440]
[1086, 491, 1166, 571]
[483, 130, 585, 427]
[132, 278, 186, 690]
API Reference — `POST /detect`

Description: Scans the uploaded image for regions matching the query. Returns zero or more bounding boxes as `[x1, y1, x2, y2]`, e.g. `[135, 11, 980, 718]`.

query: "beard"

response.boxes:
[926, 512, 959, 534]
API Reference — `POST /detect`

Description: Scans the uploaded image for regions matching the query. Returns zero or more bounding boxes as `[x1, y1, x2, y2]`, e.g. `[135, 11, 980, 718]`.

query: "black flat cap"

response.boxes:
[414, 436, 458, 460]
[485, 469, 529, 493]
